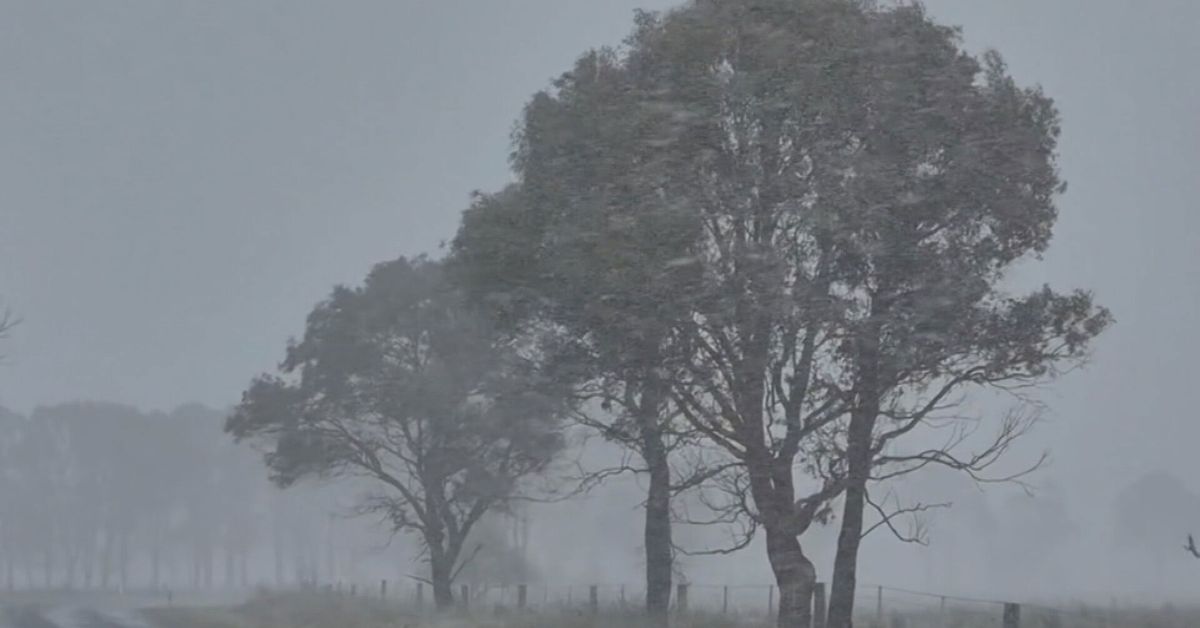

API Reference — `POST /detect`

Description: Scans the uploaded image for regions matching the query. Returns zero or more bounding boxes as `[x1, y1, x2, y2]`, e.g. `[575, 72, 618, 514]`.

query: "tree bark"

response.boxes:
[642, 423, 672, 622]
[429, 550, 454, 610]
[826, 467, 868, 628]
[637, 374, 673, 623]
[766, 525, 816, 628]
[827, 321, 882, 628]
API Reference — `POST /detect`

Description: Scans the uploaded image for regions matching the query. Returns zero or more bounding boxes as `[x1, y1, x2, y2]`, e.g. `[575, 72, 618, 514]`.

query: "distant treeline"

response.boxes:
[0, 402, 340, 591]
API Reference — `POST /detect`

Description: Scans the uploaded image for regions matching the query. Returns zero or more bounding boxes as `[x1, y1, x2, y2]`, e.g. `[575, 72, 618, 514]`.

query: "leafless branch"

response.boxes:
[861, 489, 949, 545]
[674, 517, 758, 556]
[872, 404, 1045, 493]
[1186, 534, 1200, 559]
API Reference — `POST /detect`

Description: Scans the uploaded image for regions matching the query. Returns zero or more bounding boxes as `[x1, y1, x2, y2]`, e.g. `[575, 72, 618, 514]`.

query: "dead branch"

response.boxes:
[861, 489, 950, 545]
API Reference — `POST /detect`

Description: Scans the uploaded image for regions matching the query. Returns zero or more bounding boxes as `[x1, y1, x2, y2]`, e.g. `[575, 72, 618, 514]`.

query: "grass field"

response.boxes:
[141, 589, 1200, 628]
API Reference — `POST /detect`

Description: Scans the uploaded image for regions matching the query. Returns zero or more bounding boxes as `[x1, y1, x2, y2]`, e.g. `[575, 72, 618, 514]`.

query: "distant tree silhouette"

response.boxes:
[228, 256, 570, 609]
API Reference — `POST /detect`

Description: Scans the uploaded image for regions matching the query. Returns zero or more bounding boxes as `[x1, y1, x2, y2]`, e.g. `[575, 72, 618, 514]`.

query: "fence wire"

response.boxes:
[303, 578, 1199, 627]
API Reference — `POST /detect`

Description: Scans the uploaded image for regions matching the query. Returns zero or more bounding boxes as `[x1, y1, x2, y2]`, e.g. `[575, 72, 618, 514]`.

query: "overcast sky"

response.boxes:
[2, 0, 1198, 518]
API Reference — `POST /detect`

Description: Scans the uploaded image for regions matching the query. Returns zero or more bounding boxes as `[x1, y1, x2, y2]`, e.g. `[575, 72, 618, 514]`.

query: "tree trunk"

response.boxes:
[119, 532, 128, 591]
[64, 547, 77, 589]
[274, 538, 284, 586]
[326, 515, 336, 584]
[827, 324, 881, 628]
[429, 551, 454, 610]
[642, 427, 672, 622]
[766, 526, 816, 628]
[151, 545, 160, 590]
[827, 476, 867, 628]
[100, 530, 112, 590]
[203, 544, 214, 589]
[225, 548, 236, 589]
[83, 547, 94, 589]
[633, 370, 672, 623]
[240, 550, 248, 588]
[191, 546, 201, 589]
[43, 547, 52, 589]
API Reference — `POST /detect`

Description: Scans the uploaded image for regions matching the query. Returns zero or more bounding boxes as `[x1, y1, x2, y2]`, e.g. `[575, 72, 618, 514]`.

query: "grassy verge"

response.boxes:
[141, 591, 766, 628]
[140, 590, 1200, 628]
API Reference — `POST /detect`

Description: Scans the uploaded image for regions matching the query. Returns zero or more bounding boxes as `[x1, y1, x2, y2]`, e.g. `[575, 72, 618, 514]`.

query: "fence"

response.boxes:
[309, 578, 1163, 628]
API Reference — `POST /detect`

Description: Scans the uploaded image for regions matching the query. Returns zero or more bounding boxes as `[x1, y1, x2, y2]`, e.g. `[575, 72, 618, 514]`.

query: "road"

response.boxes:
[0, 590, 248, 628]
[1, 604, 157, 628]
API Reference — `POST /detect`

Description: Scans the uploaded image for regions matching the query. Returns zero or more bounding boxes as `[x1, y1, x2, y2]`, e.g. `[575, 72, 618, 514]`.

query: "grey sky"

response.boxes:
[2, 0, 1198, 527]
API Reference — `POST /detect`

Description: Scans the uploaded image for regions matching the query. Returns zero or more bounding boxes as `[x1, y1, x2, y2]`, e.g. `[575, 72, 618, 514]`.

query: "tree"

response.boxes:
[454, 4, 872, 625]
[0, 405, 27, 589]
[452, 76, 714, 616]
[227, 256, 568, 609]
[811, 6, 1110, 625]
[625, 5, 860, 626]
[455, 4, 1108, 628]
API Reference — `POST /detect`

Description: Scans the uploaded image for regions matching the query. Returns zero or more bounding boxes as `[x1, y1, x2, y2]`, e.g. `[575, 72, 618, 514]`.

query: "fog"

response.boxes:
[2, 0, 1199, 617]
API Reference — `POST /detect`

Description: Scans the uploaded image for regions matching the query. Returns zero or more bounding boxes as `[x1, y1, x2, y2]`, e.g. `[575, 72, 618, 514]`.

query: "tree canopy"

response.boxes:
[227, 256, 569, 607]
[453, 2, 1110, 626]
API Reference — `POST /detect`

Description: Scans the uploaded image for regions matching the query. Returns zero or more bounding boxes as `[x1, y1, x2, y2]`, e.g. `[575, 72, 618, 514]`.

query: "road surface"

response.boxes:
[2, 604, 157, 628]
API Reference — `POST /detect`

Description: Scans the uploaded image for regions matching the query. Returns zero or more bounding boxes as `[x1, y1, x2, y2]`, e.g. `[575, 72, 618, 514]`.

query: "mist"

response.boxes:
[2, 2, 1198, 627]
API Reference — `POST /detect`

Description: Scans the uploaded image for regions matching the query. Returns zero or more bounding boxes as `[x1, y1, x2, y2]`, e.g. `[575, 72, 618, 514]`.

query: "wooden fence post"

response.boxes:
[416, 582, 424, 610]
[620, 584, 626, 609]
[676, 584, 689, 613]
[723, 585, 729, 614]
[380, 579, 387, 599]
[813, 582, 827, 628]
[1003, 603, 1020, 628]
[517, 584, 527, 610]
[590, 585, 599, 614]
[876, 586, 884, 628]
[461, 584, 470, 610]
